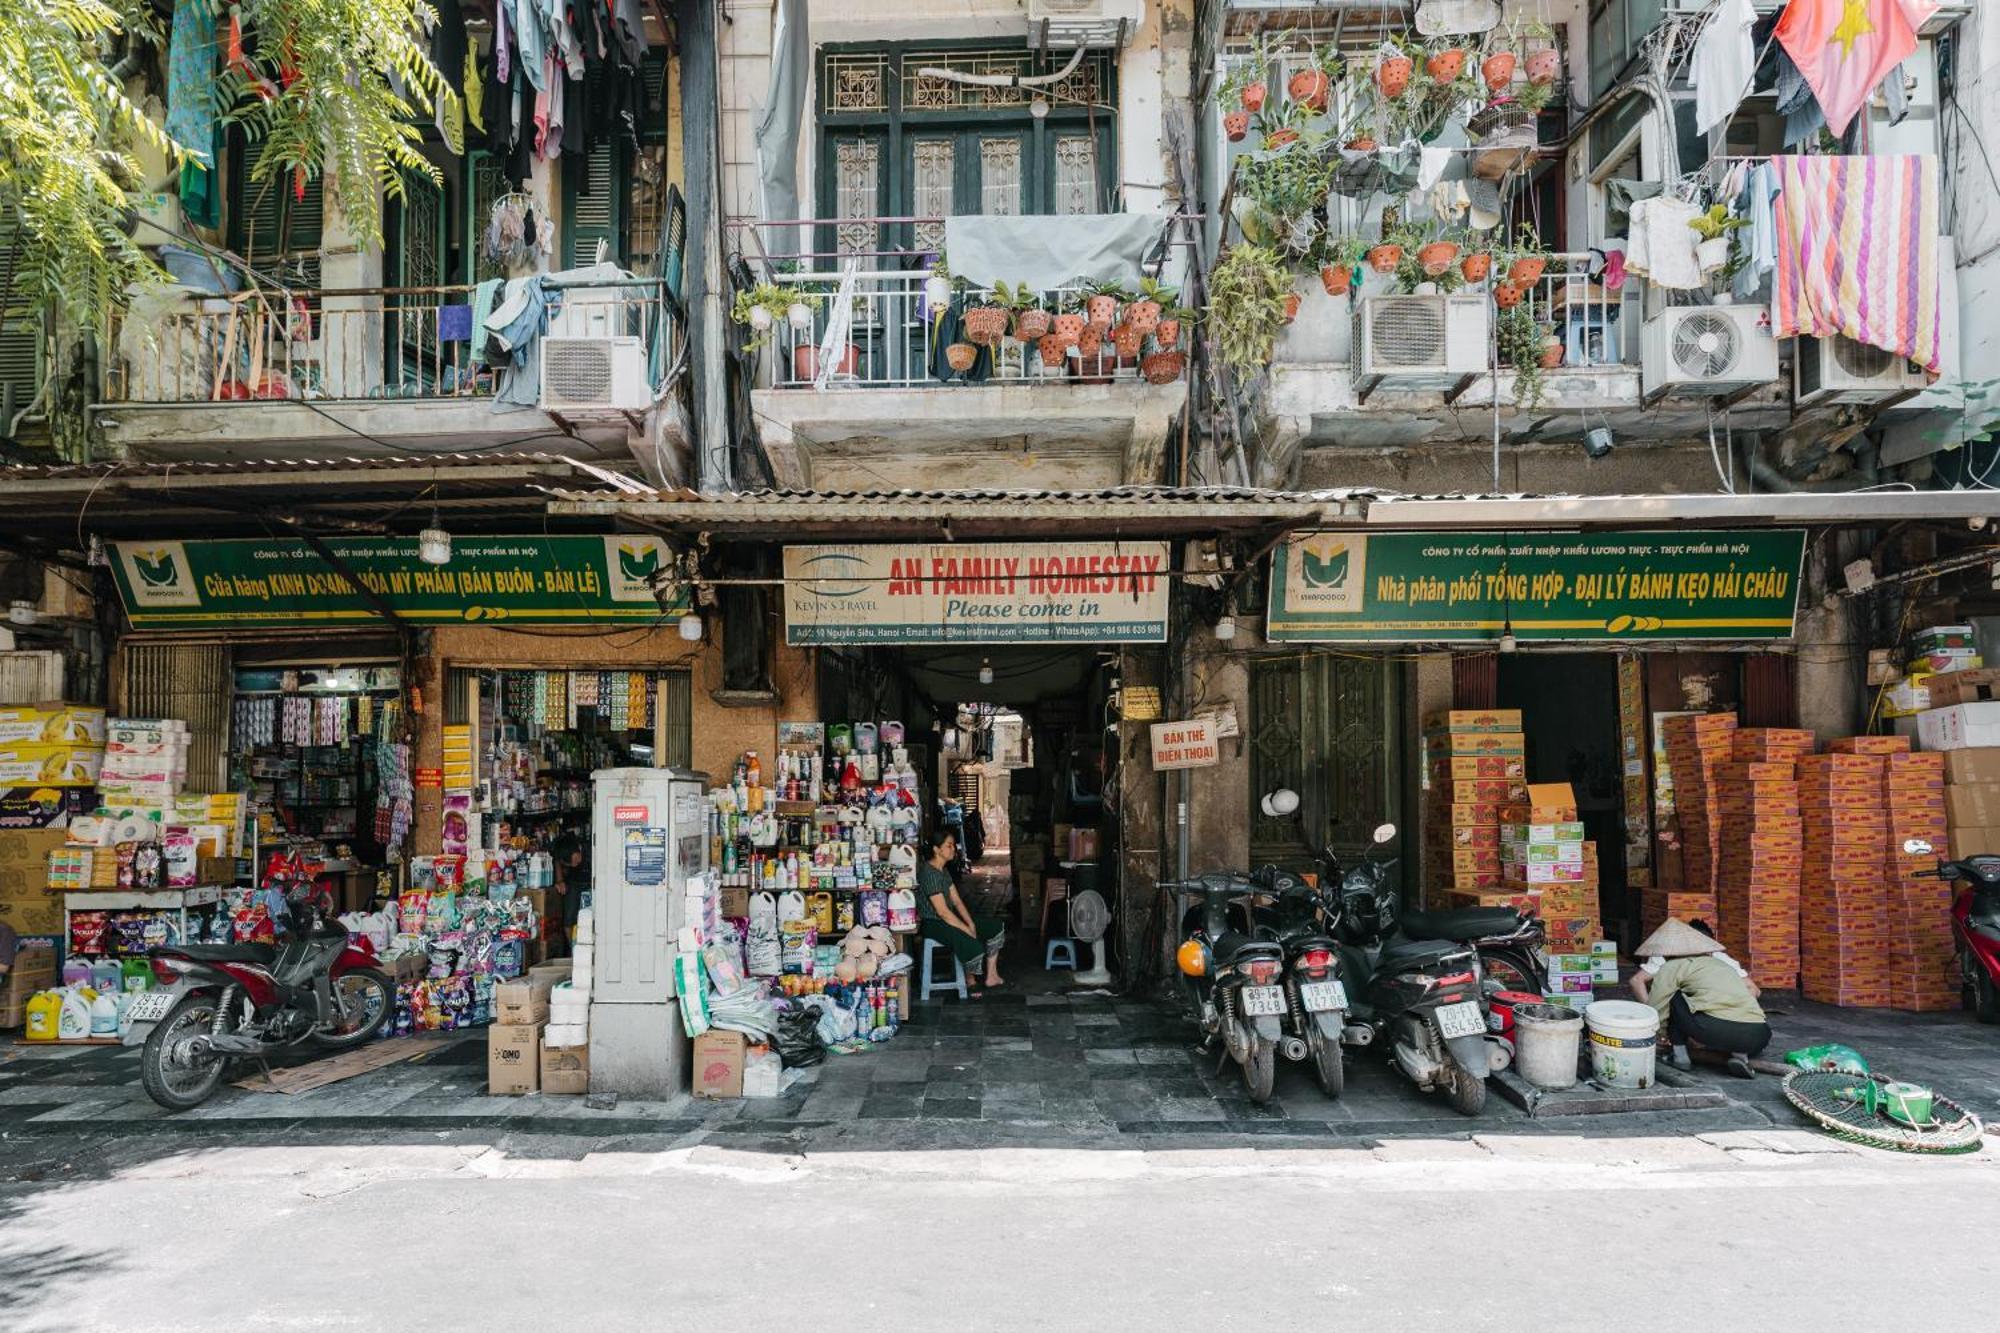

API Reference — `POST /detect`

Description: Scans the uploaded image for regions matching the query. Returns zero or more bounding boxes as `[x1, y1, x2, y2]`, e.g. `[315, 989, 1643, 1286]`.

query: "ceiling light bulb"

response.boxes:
[417, 527, 452, 566]
[978, 658, 994, 685]
[1214, 614, 1237, 641]
[1498, 629, 1517, 654]
[677, 612, 704, 642]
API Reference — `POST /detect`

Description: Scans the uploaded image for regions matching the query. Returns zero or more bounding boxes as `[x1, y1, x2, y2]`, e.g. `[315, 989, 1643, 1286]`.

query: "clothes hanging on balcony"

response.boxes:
[1771, 153, 1943, 372]
[430, 0, 470, 155]
[1622, 196, 1705, 290]
[166, 0, 221, 229]
[487, 276, 554, 408]
[1693, 0, 1758, 136]
[1731, 161, 1781, 305]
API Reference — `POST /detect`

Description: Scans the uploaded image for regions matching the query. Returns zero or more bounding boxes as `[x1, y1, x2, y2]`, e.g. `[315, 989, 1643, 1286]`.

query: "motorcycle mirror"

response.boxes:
[1372, 823, 1397, 845]
[1260, 788, 1300, 818]
[1903, 837, 1934, 856]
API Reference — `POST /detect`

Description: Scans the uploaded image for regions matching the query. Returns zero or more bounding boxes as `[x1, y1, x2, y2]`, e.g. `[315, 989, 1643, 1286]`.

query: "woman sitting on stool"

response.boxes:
[1629, 917, 1770, 1078]
[918, 830, 1005, 995]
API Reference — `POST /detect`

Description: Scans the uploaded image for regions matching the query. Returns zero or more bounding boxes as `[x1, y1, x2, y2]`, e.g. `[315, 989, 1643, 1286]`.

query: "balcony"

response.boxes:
[92, 276, 691, 485]
[736, 218, 1190, 491]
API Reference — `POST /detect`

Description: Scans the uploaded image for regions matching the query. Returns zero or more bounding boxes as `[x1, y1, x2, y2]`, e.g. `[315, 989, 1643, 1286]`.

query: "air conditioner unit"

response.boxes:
[1029, 0, 1143, 49]
[1353, 294, 1491, 389]
[1639, 305, 1778, 399]
[540, 336, 651, 416]
[1795, 333, 1928, 407]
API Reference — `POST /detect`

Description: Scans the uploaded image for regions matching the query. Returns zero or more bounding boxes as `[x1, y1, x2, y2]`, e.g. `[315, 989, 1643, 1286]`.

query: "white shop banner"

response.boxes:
[783, 542, 1170, 645]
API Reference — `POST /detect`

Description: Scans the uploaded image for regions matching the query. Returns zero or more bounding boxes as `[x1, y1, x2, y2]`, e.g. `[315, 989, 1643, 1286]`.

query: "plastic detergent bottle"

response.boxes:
[58, 987, 95, 1039]
[121, 959, 153, 992]
[61, 958, 92, 989]
[89, 990, 120, 1036]
[24, 991, 63, 1041]
[92, 959, 124, 994]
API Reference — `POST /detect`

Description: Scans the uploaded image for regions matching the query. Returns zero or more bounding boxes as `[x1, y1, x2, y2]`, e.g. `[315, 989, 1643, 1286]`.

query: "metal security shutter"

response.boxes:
[657, 668, 692, 768]
[122, 643, 231, 793]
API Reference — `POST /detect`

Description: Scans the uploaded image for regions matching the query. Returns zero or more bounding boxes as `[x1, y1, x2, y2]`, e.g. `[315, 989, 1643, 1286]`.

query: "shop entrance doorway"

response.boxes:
[1497, 654, 1628, 938]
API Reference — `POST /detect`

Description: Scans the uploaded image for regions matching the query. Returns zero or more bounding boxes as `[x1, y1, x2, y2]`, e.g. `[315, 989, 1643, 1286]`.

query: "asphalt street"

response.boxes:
[2, 1125, 1994, 1331]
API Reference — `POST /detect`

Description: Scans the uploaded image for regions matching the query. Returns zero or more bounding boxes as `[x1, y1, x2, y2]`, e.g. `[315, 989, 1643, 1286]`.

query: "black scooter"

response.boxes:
[1168, 873, 1290, 1103]
[1330, 825, 1498, 1116]
[1249, 867, 1353, 1098]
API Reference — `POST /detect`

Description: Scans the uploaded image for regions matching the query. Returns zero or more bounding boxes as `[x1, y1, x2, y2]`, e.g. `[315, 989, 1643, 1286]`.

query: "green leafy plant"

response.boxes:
[1688, 204, 1750, 241]
[1206, 243, 1291, 376]
[1134, 275, 1179, 306]
[991, 279, 1041, 312]
[730, 282, 814, 350]
[1236, 142, 1332, 256]
[1514, 80, 1555, 114]
[1496, 302, 1549, 408]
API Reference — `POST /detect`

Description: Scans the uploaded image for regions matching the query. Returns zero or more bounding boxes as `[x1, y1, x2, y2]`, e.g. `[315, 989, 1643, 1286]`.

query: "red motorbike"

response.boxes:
[125, 873, 393, 1110]
[1905, 840, 2000, 1023]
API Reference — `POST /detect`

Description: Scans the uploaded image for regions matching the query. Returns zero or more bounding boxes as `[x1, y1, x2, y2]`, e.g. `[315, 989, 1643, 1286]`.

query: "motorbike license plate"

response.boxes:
[126, 991, 176, 1023]
[1434, 1000, 1486, 1040]
[1299, 980, 1348, 1012]
[1241, 986, 1286, 1016]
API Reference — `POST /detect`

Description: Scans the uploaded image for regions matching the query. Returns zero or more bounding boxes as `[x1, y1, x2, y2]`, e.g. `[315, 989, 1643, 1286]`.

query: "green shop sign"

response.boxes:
[1266, 530, 1806, 643]
[109, 536, 686, 628]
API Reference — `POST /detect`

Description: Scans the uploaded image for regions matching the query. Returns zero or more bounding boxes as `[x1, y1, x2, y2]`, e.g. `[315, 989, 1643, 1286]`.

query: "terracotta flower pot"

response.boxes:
[963, 304, 1010, 346]
[1345, 136, 1377, 152]
[1507, 255, 1548, 286]
[1482, 51, 1517, 92]
[1526, 48, 1561, 87]
[1140, 349, 1186, 385]
[1037, 333, 1068, 368]
[1320, 264, 1353, 296]
[1367, 243, 1404, 274]
[945, 342, 977, 372]
[1417, 241, 1461, 276]
[1460, 251, 1493, 282]
[1265, 127, 1300, 148]
[1224, 110, 1250, 142]
[1491, 281, 1525, 309]
[1126, 299, 1162, 335]
[1377, 55, 1413, 98]
[1053, 312, 1086, 348]
[1538, 338, 1564, 370]
[1077, 326, 1104, 357]
[1086, 294, 1120, 331]
[1014, 309, 1050, 343]
[1241, 81, 1267, 113]
[793, 342, 860, 381]
[1425, 48, 1467, 83]
[1288, 68, 1331, 113]
[1282, 292, 1303, 324]
[1112, 323, 1144, 358]
[1154, 318, 1181, 350]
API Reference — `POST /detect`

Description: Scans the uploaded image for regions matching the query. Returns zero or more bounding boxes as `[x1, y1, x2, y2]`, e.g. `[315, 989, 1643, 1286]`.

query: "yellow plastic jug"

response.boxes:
[24, 990, 64, 1041]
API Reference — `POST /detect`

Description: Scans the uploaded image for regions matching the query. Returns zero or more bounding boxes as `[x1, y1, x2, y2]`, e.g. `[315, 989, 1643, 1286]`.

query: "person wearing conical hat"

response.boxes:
[1628, 917, 1770, 1079]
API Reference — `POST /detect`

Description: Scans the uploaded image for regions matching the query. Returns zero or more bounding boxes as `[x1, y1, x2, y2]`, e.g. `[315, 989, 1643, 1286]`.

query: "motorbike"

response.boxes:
[1904, 838, 2000, 1022]
[1168, 872, 1292, 1103]
[1249, 867, 1353, 1098]
[1330, 824, 1499, 1116]
[126, 870, 393, 1110]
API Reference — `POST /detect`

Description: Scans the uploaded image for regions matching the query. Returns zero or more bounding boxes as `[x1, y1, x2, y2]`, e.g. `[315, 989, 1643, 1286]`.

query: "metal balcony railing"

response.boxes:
[101, 281, 672, 406]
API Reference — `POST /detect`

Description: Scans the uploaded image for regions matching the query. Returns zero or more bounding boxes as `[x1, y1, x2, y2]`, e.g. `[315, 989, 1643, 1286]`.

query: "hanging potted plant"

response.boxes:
[1492, 279, 1526, 309]
[1282, 291, 1303, 324]
[962, 288, 1011, 346]
[944, 341, 978, 373]
[1415, 223, 1463, 277]
[1125, 276, 1174, 336]
[1318, 236, 1364, 296]
[1502, 222, 1549, 286]
[1222, 53, 1268, 115]
[1084, 279, 1127, 333]
[1289, 43, 1338, 113]
[1460, 245, 1493, 282]
[1141, 342, 1187, 385]
[923, 258, 953, 315]
[1481, 42, 1518, 94]
[1224, 108, 1251, 142]
[1367, 224, 1411, 275]
[1111, 319, 1145, 359]
[730, 282, 795, 348]
[1208, 243, 1291, 376]
[1237, 142, 1331, 261]
[1689, 205, 1749, 276]
[1424, 41, 1468, 85]
[994, 280, 1049, 342]
[1052, 298, 1087, 350]
[1260, 98, 1313, 149]
[1154, 304, 1195, 350]
[1496, 302, 1549, 408]
[1377, 38, 1415, 99]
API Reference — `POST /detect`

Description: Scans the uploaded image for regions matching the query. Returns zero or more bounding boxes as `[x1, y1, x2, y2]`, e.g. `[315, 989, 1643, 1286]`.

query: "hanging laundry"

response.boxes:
[166, 1, 221, 227]
[1772, 153, 1942, 371]
[430, 0, 470, 154]
[1775, 0, 1938, 138]
[1732, 161, 1782, 304]
[1693, 0, 1758, 136]
[1622, 196, 1706, 290]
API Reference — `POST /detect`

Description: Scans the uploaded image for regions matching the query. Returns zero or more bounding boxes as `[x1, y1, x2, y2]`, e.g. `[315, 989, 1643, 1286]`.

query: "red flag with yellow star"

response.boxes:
[1775, 0, 1938, 137]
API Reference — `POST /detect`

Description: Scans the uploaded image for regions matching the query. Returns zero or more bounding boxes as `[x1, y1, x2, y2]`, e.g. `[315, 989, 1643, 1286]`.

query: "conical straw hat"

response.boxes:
[1634, 917, 1724, 960]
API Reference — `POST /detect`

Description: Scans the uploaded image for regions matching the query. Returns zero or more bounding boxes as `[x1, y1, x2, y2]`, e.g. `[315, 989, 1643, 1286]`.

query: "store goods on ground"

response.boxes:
[1716, 728, 1813, 991]
[1421, 709, 1524, 906]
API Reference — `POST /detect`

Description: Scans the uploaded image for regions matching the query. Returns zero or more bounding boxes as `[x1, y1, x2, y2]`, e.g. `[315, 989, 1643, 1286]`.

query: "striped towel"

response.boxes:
[1772, 154, 1942, 372]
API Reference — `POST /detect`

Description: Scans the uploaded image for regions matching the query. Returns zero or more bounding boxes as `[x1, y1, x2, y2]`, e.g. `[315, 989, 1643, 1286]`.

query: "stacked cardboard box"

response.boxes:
[0, 704, 107, 788]
[1422, 710, 1525, 908]
[1798, 751, 1890, 1007]
[1715, 728, 1814, 989]
[0, 944, 57, 1028]
[1639, 891, 1719, 936]
[1501, 783, 1598, 949]
[1879, 746, 1955, 1011]
[1660, 713, 1739, 903]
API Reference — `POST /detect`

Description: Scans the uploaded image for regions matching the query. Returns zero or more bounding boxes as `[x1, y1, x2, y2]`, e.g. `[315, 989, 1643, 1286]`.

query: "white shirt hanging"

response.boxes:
[1693, 0, 1758, 137]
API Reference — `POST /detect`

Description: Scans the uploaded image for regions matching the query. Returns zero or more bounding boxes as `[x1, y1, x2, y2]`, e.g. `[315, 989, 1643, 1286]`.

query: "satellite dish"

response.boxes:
[1070, 888, 1114, 986]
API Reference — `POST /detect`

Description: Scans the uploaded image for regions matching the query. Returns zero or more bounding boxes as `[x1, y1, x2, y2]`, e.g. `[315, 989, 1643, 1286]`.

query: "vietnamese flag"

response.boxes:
[1775, 0, 1938, 137]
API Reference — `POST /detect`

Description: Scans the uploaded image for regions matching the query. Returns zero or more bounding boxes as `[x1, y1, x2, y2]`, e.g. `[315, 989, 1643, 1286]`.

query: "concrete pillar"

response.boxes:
[1796, 531, 1866, 742]
[1410, 653, 1453, 906]
[319, 176, 385, 397]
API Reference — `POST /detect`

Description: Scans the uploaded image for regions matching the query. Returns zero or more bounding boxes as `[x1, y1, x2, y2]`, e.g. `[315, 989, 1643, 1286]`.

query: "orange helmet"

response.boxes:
[1176, 939, 1209, 977]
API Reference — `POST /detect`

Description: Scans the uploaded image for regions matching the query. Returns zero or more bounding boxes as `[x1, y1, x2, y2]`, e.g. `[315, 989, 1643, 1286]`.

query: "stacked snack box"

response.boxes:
[1422, 709, 1525, 910]
[1660, 713, 1738, 907]
[1715, 728, 1814, 990]
[1501, 783, 1597, 949]
[1797, 749, 1890, 1007]
[1879, 745, 1955, 1011]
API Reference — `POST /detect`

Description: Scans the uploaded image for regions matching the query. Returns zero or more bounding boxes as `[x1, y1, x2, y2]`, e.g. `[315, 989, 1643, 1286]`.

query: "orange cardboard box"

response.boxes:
[1829, 735, 1911, 755]
[1432, 755, 1525, 781]
[1451, 847, 1501, 872]
[1448, 803, 1502, 827]
[1429, 709, 1524, 733]
[1427, 731, 1527, 756]
[1446, 823, 1501, 848]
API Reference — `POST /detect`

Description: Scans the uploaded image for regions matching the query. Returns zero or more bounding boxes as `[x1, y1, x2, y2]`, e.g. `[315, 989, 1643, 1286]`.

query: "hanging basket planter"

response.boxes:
[1482, 51, 1518, 93]
[1417, 241, 1462, 276]
[1460, 251, 1493, 282]
[1288, 67, 1331, 113]
[1224, 110, 1250, 142]
[1241, 81, 1267, 113]
[1154, 317, 1182, 349]
[1507, 255, 1548, 286]
[945, 342, 978, 373]
[1013, 308, 1051, 343]
[1425, 48, 1467, 83]
[963, 304, 1010, 346]
[1321, 264, 1353, 297]
[1526, 48, 1561, 86]
[1264, 127, 1301, 148]
[1367, 242, 1405, 274]
[1491, 281, 1526, 309]
[1282, 291, 1303, 324]
[1053, 312, 1086, 348]
[1086, 294, 1120, 332]
[1345, 135, 1377, 152]
[1140, 349, 1186, 385]
[1377, 55, 1413, 98]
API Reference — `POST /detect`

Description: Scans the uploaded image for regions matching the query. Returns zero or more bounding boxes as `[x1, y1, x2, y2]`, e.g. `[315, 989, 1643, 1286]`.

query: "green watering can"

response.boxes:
[1833, 1080, 1937, 1129]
